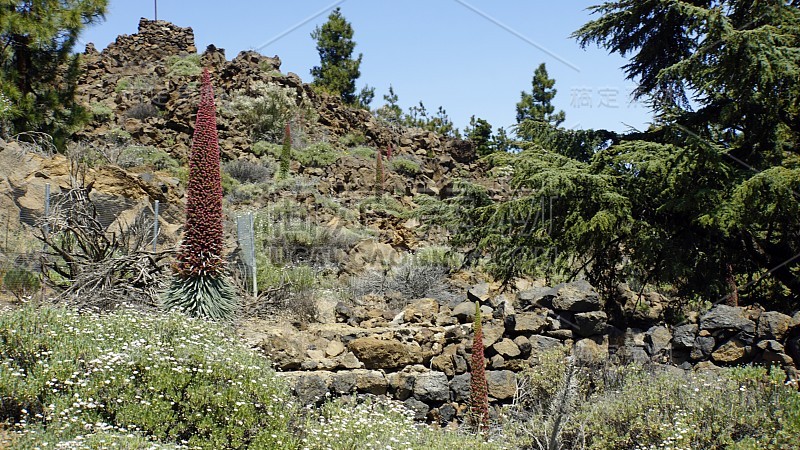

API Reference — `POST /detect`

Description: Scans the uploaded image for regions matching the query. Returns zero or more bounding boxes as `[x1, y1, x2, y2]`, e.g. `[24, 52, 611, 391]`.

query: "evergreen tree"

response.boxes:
[310, 7, 372, 107]
[164, 69, 236, 320]
[464, 115, 494, 156]
[454, 1, 800, 312]
[0, 0, 108, 147]
[516, 63, 565, 129]
[375, 85, 403, 124]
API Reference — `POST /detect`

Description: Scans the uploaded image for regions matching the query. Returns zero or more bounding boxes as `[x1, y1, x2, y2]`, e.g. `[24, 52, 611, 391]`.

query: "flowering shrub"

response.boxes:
[375, 149, 385, 195]
[165, 69, 236, 320]
[0, 305, 299, 449]
[280, 122, 291, 178]
[302, 396, 504, 450]
[468, 302, 489, 432]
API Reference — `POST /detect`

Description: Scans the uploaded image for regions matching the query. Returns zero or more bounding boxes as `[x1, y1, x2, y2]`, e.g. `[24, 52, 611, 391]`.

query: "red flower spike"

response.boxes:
[175, 68, 225, 278]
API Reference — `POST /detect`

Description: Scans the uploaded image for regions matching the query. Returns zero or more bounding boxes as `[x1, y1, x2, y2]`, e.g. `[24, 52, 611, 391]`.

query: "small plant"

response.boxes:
[280, 122, 291, 178]
[224, 159, 272, 184]
[294, 141, 338, 167]
[167, 54, 202, 78]
[2, 267, 40, 299]
[89, 102, 114, 122]
[118, 145, 181, 171]
[230, 81, 313, 143]
[389, 156, 422, 176]
[338, 131, 366, 147]
[251, 140, 282, 158]
[345, 145, 375, 159]
[386, 143, 393, 159]
[125, 102, 159, 120]
[469, 302, 490, 433]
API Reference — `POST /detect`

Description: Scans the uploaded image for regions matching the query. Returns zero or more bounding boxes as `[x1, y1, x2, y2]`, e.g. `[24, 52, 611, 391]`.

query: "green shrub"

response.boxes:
[504, 361, 800, 450]
[89, 102, 114, 122]
[295, 142, 339, 167]
[230, 81, 313, 143]
[345, 145, 376, 159]
[2, 267, 40, 298]
[166, 54, 202, 78]
[252, 140, 282, 158]
[338, 131, 366, 147]
[0, 305, 299, 449]
[118, 146, 180, 171]
[415, 245, 463, 271]
[390, 156, 422, 176]
[114, 78, 131, 93]
[358, 195, 410, 219]
[224, 159, 272, 184]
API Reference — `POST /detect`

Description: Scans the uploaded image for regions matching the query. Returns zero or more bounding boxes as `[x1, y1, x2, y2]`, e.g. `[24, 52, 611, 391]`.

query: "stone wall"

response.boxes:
[252, 280, 800, 424]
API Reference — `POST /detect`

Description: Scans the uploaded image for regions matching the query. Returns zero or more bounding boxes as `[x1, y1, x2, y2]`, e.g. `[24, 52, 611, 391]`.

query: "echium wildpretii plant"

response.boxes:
[468, 301, 490, 433]
[280, 122, 291, 178]
[163, 68, 236, 320]
[375, 148, 384, 195]
[386, 143, 393, 160]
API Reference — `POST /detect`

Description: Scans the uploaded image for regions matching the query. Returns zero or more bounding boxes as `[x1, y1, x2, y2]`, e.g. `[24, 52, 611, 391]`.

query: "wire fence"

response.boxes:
[0, 177, 271, 305]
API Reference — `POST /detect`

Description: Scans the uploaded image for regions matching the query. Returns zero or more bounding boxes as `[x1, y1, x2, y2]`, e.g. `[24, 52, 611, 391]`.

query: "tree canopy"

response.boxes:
[0, 0, 107, 147]
[454, 0, 800, 314]
[516, 63, 565, 130]
[310, 7, 373, 107]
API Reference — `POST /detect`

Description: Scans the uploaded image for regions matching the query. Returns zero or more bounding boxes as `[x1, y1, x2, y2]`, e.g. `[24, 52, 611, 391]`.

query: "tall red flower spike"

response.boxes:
[468, 302, 490, 432]
[176, 68, 225, 278]
[386, 143, 393, 160]
[375, 148, 385, 194]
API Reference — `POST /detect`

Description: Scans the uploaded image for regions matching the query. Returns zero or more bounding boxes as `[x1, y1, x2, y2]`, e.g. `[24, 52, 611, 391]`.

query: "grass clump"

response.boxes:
[0, 305, 299, 449]
[344, 145, 376, 159]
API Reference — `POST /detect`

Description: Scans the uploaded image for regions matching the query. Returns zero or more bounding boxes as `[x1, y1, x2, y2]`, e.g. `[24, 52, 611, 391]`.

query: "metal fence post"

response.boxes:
[152, 200, 160, 252]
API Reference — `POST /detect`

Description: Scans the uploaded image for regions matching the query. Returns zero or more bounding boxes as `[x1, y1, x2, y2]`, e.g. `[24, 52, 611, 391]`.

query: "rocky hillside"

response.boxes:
[0, 17, 798, 428]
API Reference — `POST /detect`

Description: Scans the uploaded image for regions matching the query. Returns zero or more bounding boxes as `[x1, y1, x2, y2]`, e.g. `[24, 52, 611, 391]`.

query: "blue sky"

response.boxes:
[79, 1, 654, 134]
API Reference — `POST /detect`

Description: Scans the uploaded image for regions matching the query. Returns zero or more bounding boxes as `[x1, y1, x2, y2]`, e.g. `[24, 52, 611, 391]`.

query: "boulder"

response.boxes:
[700, 305, 756, 333]
[486, 370, 516, 400]
[352, 369, 388, 395]
[551, 280, 602, 312]
[528, 335, 564, 355]
[574, 336, 608, 365]
[404, 398, 430, 421]
[482, 325, 505, 348]
[711, 338, 750, 364]
[517, 286, 556, 310]
[412, 371, 450, 403]
[512, 312, 549, 334]
[493, 338, 521, 358]
[402, 298, 440, 324]
[330, 372, 357, 394]
[467, 283, 491, 303]
[691, 336, 716, 360]
[645, 325, 672, 355]
[294, 373, 329, 405]
[513, 335, 532, 357]
[450, 373, 471, 402]
[757, 311, 793, 341]
[574, 311, 608, 337]
[672, 324, 698, 349]
[325, 340, 345, 358]
[348, 337, 419, 369]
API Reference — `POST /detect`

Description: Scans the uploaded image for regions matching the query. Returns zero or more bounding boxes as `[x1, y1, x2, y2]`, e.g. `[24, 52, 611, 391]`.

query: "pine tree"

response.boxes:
[310, 7, 372, 107]
[468, 302, 489, 433]
[454, 1, 800, 312]
[464, 115, 494, 156]
[164, 69, 236, 320]
[516, 63, 565, 130]
[0, 0, 108, 147]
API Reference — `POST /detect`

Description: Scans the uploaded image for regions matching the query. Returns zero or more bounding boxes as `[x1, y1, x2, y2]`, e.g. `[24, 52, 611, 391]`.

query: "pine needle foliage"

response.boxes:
[455, 1, 800, 310]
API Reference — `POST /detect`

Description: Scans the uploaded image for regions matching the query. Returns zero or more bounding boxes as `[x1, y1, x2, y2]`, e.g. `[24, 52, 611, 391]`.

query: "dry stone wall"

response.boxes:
[252, 280, 800, 424]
